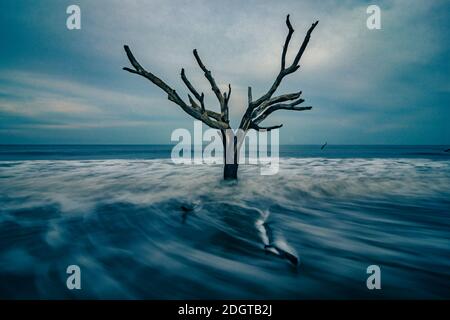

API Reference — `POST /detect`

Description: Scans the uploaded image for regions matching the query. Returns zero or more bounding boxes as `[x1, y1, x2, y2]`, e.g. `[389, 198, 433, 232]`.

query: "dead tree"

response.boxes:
[123, 15, 318, 180]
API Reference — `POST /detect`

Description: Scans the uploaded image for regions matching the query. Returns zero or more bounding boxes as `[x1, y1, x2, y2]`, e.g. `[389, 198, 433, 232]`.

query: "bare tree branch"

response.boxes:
[249, 122, 283, 131]
[264, 91, 302, 107]
[124, 46, 181, 101]
[281, 14, 294, 70]
[205, 110, 223, 121]
[224, 84, 231, 105]
[181, 68, 205, 111]
[250, 19, 318, 109]
[193, 49, 228, 122]
[239, 15, 318, 131]
[123, 45, 229, 130]
[254, 100, 312, 125]
[252, 91, 302, 117]
[223, 84, 231, 121]
[291, 21, 319, 70]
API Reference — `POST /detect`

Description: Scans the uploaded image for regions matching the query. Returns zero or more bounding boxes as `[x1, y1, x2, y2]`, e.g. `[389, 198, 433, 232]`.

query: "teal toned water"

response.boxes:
[0, 145, 449, 298]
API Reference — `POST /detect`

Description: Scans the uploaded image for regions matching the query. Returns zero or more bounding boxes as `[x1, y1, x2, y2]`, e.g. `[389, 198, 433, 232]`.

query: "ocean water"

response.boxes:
[0, 145, 449, 299]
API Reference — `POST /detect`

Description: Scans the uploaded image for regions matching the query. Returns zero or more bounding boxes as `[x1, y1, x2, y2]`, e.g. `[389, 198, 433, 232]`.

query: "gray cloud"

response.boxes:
[1, 0, 448, 144]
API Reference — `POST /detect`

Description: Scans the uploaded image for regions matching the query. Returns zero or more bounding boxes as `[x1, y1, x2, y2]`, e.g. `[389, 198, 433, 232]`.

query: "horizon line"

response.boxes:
[1, 144, 449, 147]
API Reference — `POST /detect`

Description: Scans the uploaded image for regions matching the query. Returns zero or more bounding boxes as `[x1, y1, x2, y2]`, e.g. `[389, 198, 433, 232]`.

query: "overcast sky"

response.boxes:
[0, 0, 449, 144]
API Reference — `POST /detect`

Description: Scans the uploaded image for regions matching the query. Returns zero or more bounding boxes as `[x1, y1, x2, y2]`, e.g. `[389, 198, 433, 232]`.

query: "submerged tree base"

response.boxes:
[223, 163, 238, 180]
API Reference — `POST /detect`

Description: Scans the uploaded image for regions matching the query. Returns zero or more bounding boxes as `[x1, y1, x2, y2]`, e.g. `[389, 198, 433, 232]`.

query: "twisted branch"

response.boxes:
[123, 45, 230, 130]
[240, 15, 318, 131]
[193, 49, 230, 122]
[123, 14, 317, 138]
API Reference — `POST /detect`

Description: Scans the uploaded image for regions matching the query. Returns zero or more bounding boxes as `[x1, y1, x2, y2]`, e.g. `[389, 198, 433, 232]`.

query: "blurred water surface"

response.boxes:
[0, 145, 449, 298]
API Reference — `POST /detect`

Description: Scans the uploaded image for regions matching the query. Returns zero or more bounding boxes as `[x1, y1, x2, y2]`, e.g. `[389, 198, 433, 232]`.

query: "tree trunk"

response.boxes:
[223, 163, 239, 180]
[222, 130, 239, 180]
